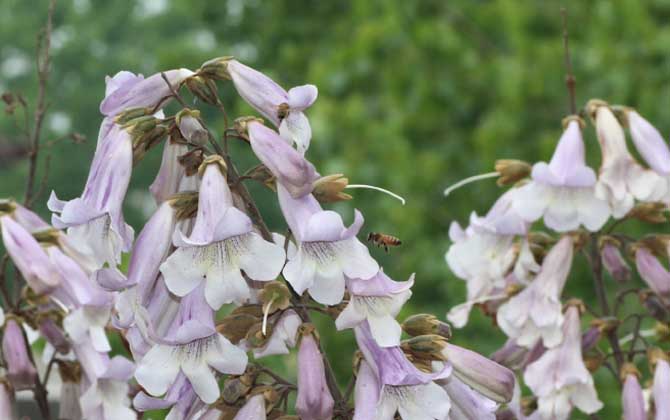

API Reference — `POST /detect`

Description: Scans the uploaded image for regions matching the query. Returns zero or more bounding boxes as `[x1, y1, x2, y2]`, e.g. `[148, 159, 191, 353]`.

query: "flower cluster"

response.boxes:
[446, 101, 670, 419]
[0, 56, 515, 419]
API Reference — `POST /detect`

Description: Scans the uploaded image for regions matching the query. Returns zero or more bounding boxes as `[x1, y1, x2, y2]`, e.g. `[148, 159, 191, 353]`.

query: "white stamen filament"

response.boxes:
[443, 172, 499, 196]
[619, 329, 655, 346]
[262, 295, 277, 337]
[50, 296, 69, 314]
[346, 184, 406, 205]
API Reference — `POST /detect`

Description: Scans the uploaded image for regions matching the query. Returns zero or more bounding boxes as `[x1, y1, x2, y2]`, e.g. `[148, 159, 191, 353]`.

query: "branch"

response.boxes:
[560, 7, 577, 115]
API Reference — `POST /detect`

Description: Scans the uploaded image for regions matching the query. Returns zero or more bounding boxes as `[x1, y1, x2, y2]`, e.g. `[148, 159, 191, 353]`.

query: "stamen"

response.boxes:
[262, 295, 277, 337]
[346, 184, 406, 205]
[443, 172, 499, 196]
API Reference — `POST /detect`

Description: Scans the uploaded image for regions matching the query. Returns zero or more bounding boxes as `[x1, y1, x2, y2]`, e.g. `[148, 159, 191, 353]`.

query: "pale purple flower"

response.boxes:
[177, 112, 208, 146]
[80, 356, 136, 420]
[602, 242, 631, 282]
[512, 119, 610, 231]
[48, 123, 134, 268]
[336, 270, 413, 347]
[279, 184, 379, 305]
[524, 306, 603, 419]
[0, 215, 60, 294]
[252, 309, 301, 358]
[635, 247, 670, 302]
[38, 317, 70, 354]
[653, 359, 670, 420]
[627, 109, 670, 176]
[160, 161, 286, 309]
[0, 380, 16, 420]
[59, 379, 82, 420]
[2, 319, 37, 390]
[353, 322, 451, 420]
[71, 338, 112, 383]
[490, 338, 529, 370]
[497, 236, 573, 348]
[622, 370, 646, 420]
[234, 394, 266, 420]
[63, 305, 112, 353]
[134, 374, 210, 420]
[100, 68, 194, 116]
[135, 286, 248, 404]
[438, 376, 497, 420]
[296, 332, 335, 420]
[149, 141, 190, 204]
[248, 121, 319, 197]
[592, 103, 667, 217]
[227, 59, 317, 153]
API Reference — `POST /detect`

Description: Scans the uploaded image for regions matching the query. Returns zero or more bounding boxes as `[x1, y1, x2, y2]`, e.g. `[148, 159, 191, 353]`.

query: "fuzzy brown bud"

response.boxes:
[628, 202, 668, 224]
[199, 56, 233, 81]
[258, 281, 291, 315]
[312, 174, 352, 203]
[401, 334, 449, 362]
[185, 75, 219, 105]
[401, 314, 452, 339]
[495, 159, 531, 186]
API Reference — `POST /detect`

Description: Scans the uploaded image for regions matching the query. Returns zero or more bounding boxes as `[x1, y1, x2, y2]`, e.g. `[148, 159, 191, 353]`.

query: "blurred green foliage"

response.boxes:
[4, 0, 670, 417]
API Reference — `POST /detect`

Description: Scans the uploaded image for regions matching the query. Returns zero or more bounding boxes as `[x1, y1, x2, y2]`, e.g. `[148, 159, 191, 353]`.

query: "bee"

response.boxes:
[367, 232, 402, 253]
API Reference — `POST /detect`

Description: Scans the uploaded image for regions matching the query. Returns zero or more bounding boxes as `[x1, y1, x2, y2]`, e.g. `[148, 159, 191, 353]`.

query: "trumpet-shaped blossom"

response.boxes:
[134, 374, 211, 420]
[336, 270, 414, 347]
[100, 68, 194, 116]
[48, 123, 134, 268]
[592, 103, 667, 217]
[653, 358, 670, 420]
[626, 109, 670, 176]
[248, 121, 319, 197]
[80, 356, 136, 420]
[622, 369, 646, 420]
[353, 322, 451, 420]
[438, 376, 497, 420]
[160, 160, 285, 309]
[635, 247, 670, 302]
[279, 184, 379, 305]
[524, 306, 603, 420]
[0, 215, 60, 294]
[512, 119, 610, 231]
[135, 286, 248, 404]
[234, 394, 266, 420]
[63, 305, 112, 353]
[227, 59, 317, 153]
[149, 141, 189, 204]
[0, 380, 15, 420]
[296, 332, 335, 420]
[497, 236, 573, 348]
[2, 320, 37, 391]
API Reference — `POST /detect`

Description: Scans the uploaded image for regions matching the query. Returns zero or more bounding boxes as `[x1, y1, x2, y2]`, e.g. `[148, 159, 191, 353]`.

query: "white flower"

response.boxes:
[64, 305, 112, 353]
[80, 356, 136, 420]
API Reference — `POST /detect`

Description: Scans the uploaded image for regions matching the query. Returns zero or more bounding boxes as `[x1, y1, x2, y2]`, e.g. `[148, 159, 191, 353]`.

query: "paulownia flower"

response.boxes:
[438, 375, 497, 420]
[621, 365, 646, 420]
[2, 319, 37, 391]
[626, 109, 670, 176]
[653, 355, 670, 420]
[80, 356, 136, 420]
[296, 329, 334, 420]
[634, 247, 670, 303]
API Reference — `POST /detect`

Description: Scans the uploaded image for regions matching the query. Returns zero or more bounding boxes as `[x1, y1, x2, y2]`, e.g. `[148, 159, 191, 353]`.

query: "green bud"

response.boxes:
[199, 56, 234, 81]
[402, 314, 452, 339]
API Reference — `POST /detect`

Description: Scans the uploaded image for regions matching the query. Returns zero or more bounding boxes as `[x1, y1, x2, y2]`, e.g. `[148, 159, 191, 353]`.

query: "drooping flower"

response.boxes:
[601, 239, 631, 282]
[252, 309, 301, 358]
[589, 101, 667, 217]
[134, 374, 211, 420]
[497, 236, 573, 348]
[80, 356, 136, 420]
[100, 68, 194, 116]
[176, 109, 209, 146]
[0, 380, 16, 420]
[523, 306, 603, 420]
[634, 247, 670, 303]
[226, 59, 317, 153]
[279, 184, 379, 305]
[512, 117, 610, 231]
[625, 108, 670, 176]
[353, 322, 451, 420]
[336, 270, 413, 347]
[2, 319, 37, 391]
[652, 352, 670, 420]
[438, 376, 497, 420]
[160, 157, 286, 309]
[296, 327, 335, 420]
[149, 141, 190, 204]
[48, 123, 134, 268]
[234, 394, 266, 420]
[135, 286, 248, 404]
[621, 364, 646, 420]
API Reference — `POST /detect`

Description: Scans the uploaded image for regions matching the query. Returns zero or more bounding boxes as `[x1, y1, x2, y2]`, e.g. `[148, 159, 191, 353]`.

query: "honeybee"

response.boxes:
[367, 232, 402, 253]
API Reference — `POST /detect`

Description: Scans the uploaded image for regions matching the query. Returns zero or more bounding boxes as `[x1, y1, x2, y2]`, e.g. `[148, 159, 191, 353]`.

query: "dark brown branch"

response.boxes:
[560, 7, 577, 115]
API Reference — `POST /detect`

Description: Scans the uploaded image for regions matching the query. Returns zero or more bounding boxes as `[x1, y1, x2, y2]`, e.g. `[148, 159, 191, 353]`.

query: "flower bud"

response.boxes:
[635, 247, 670, 301]
[233, 393, 266, 420]
[58, 361, 82, 420]
[217, 312, 260, 344]
[2, 319, 37, 391]
[222, 375, 253, 405]
[442, 343, 515, 403]
[490, 339, 528, 370]
[312, 174, 352, 203]
[177, 148, 205, 177]
[296, 327, 334, 420]
[581, 326, 601, 353]
[114, 107, 152, 125]
[650, 348, 670, 419]
[401, 314, 452, 339]
[600, 237, 631, 282]
[628, 202, 668, 224]
[495, 159, 531, 186]
[621, 363, 646, 420]
[401, 334, 449, 362]
[185, 75, 218, 104]
[176, 109, 208, 146]
[626, 108, 670, 176]
[0, 380, 15, 420]
[37, 316, 70, 354]
[198, 56, 233, 81]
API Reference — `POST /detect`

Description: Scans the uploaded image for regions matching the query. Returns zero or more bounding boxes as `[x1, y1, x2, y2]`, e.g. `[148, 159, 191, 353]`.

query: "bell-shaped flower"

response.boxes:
[626, 109, 670, 176]
[438, 375, 497, 420]
[336, 270, 413, 347]
[621, 365, 646, 420]
[135, 286, 248, 404]
[497, 236, 573, 348]
[80, 356, 136, 419]
[279, 184, 379, 305]
[100, 68, 194, 116]
[512, 118, 610, 231]
[296, 328, 335, 420]
[134, 374, 210, 420]
[634, 247, 670, 303]
[227, 59, 317, 153]
[523, 306, 603, 420]
[160, 158, 285, 309]
[590, 101, 667, 217]
[247, 121, 319, 197]
[149, 141, 189, 204]
[653, 355, 670, 420]
[0, 215, 60, 294]
[353, 322, 451, 420]
[48, 123, 134, 268]
[0, 380, 16, 420]
[2, 319, 37, 390]
[59, 379, 82, 420]
[235, 394, 266, 420]
[253, 309, 301, 358]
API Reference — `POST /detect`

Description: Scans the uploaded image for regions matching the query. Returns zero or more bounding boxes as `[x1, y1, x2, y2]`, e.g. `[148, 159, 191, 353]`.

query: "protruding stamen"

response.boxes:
[262, 295, 277, 337]
[346, 184, 406, 205]
[443, 172, 499, 196]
